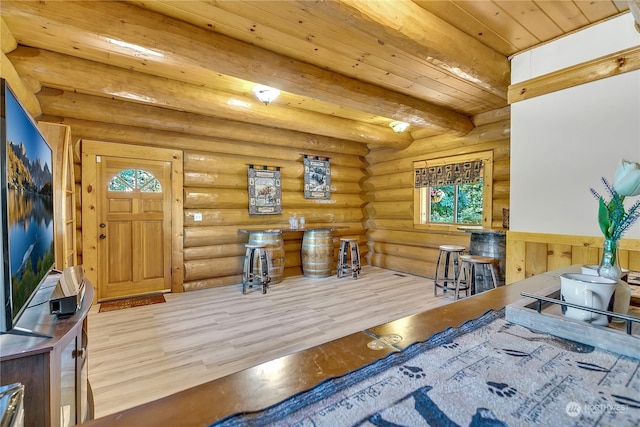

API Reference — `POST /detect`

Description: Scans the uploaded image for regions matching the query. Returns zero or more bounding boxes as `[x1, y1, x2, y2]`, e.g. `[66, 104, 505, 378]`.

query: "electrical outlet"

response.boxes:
[194, 213, 203, 222]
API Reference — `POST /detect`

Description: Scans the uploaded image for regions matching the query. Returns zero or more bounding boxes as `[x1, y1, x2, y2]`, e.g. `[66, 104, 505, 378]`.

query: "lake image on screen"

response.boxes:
[5, 91, 55, 317]
[8, 188, 54, 306]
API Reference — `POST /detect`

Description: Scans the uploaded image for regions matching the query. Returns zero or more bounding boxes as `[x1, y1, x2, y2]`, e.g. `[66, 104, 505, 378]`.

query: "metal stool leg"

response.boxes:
[350, 241, 360, 279]
[452, 252, 461, 285]
[434, 250, 444, 295]
[455, 261, 471, 300]
[455, 262, 465, 300]
[488, 263, 499, 289]
[442, 251, 452, 288]
[243, 247, 257, 294]
[259, 249, 271, 294]
[337, 240, 348, 278]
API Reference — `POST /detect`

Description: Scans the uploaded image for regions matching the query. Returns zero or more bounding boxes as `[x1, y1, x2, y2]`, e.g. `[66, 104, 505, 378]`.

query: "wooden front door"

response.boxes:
[82, 140, 183, 303]
[96, 157, 172, 300]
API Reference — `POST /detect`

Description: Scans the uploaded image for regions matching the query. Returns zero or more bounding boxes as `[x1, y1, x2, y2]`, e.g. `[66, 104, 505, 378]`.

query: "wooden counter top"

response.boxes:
[82, 271, 563, 427]
[458, 226, 507, 234]
[238, 226, 348, 234]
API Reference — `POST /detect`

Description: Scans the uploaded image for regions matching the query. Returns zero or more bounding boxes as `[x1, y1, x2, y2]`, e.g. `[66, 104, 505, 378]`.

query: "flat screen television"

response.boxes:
[0, 78, 55, 337]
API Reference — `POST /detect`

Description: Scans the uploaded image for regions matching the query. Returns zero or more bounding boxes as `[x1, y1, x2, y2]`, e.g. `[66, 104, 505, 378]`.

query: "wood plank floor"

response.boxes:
[88, 266, 457, 418]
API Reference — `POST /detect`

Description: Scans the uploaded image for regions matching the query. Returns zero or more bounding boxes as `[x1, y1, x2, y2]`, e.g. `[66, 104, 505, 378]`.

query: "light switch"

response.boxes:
[194, 213, 203, 222]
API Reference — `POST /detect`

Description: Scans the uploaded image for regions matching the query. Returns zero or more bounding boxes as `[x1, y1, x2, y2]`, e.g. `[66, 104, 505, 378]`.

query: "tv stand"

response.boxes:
[0, 271, 94, 427]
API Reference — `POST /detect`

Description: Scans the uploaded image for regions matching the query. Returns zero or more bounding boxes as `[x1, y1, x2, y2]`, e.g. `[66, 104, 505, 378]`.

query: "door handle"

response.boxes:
[100, 234, 107, 240]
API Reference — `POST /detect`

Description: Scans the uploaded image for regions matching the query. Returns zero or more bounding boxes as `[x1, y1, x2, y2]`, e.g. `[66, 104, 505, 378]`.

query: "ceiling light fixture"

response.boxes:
[390, 121, 410, 133]
[252, 85, 280, 105]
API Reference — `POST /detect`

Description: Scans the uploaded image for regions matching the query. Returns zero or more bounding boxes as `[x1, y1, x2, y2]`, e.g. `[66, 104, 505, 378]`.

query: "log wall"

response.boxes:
[35, 90, 368, 292]
[364, 107, 511, 278]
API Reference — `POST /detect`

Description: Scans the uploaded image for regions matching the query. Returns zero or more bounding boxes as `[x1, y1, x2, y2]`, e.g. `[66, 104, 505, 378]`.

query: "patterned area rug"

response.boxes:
[213, 309, 640, 427]
[98, 294, 166, 312]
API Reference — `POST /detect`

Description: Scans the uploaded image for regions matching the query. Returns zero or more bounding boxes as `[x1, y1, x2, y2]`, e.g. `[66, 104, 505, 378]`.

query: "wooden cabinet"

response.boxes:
[0, 272, 93, 427]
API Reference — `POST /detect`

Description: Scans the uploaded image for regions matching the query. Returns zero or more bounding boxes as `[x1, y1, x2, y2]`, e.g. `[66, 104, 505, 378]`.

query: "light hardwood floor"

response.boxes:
[88, 266, 456, 418]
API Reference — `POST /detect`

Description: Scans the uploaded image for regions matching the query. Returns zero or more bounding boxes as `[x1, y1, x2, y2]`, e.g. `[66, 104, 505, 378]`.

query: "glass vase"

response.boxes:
[597, 238, 621, 280]
[597, 238, 631, 322]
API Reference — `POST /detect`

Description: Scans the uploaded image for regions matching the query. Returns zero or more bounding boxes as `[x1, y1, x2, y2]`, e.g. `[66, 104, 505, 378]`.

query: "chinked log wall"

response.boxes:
[364, 107, 511, 278]
[31, 90, 368, 292]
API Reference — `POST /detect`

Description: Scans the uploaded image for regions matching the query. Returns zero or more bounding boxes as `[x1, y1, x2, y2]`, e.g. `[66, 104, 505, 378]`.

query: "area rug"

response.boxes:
[212, 309, 640, 427]
[98, 294, 166, 312]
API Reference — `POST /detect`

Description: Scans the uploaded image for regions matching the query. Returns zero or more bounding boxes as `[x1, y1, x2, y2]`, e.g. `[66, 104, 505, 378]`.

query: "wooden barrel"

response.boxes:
[301, 229, 334, 278]
[468, 231, 506, 292]
[248, 231, 285, 284]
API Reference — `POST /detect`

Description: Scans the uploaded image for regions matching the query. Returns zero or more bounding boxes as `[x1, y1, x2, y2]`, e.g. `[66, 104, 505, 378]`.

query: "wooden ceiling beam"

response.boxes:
[35, 89, 370, 158]
[312, 0, 510, 99]
[8, 47, 411, 148]
[0, 17, 17, 53]
[1, 0, 473, 137]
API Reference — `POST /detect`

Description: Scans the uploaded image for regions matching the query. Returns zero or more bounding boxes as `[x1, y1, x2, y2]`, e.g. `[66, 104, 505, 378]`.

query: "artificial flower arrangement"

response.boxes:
[590, 160, 640, 241]
[590, 160, 640, 279]
[430, 188, 445, 202]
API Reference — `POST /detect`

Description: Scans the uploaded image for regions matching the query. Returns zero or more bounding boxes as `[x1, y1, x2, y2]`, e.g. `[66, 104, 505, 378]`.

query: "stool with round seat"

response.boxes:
[242, 243, 271, 294]
[337, 238, 361, 279]
[456, 254, 500, 300]
[434, 245, 466, 296]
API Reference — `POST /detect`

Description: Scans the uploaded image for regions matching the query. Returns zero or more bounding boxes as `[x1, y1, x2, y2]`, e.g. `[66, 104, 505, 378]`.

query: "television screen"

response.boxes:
[1, 79, 55, 333]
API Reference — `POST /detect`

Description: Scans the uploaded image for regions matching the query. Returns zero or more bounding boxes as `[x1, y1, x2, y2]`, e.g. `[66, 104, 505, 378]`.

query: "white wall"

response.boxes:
[510, 13, 640, 238]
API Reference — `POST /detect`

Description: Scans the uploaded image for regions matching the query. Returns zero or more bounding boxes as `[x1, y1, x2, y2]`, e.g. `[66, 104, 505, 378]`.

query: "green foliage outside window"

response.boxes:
[429, 179, 483, 225]
[108, 168, 162, 193]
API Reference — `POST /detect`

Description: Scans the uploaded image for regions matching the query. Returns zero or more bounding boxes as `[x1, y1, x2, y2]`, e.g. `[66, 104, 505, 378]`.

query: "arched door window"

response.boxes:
[108, 168, 162, 193]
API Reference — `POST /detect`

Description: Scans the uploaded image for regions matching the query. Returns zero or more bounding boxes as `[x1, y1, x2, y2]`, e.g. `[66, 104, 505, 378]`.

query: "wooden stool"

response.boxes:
[337, 238, 361, 279]
[456, 255, 499, 300]
[242, 244, 271, 294]
[434, 245, 466, 296]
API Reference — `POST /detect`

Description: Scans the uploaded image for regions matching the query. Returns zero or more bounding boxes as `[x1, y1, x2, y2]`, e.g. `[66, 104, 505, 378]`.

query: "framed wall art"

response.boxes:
[304, 156, 331, 200]
[248, 165, 282, 215]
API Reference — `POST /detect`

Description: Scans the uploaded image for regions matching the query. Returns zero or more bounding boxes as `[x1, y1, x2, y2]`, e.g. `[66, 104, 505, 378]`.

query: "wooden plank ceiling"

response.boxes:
[0, 0, 630, 148]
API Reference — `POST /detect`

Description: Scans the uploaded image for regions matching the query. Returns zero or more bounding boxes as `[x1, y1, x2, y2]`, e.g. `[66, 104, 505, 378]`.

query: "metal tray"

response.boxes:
[505, 284, 640, 359]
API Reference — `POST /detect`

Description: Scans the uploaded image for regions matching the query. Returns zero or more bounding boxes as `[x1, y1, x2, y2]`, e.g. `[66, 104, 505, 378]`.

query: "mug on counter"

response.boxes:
[560, 273, 617, 326]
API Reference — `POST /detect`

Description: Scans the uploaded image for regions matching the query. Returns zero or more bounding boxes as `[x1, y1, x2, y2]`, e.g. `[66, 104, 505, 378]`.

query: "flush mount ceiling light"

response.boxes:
[390, 121, 410, 133]
[252, 85, 280, 105]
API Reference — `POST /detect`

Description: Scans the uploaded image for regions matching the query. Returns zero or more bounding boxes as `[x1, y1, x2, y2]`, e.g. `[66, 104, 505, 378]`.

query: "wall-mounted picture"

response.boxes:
[248, 166, 282, 215]
[304, 156, 330, 200]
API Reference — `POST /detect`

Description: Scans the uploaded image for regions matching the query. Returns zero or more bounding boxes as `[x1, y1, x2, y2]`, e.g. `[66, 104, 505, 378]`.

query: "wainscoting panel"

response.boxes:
[506, 231, 640, 283]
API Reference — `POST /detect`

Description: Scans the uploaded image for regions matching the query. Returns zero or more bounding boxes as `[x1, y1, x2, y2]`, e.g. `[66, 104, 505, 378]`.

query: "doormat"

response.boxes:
[99, 294, 166, 313]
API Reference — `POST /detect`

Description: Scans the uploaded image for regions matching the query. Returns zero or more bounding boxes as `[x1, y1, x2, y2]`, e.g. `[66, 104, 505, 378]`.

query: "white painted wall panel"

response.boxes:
[510, 14, 640, 238]
[512, 13, 640, 83]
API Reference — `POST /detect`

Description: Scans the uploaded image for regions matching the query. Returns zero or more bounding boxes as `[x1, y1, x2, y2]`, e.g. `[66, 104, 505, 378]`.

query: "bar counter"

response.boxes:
[82, 271, 563, 427]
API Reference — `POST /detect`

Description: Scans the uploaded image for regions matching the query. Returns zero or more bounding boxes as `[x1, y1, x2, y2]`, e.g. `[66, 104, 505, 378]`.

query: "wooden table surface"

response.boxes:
[81, 271, 564, 427]
[238, 226, 349, 234]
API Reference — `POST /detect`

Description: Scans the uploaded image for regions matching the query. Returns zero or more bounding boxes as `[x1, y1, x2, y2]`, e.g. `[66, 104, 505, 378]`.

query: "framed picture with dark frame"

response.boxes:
[304, 156, 330, 200]
[248, 166, 282, 215]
